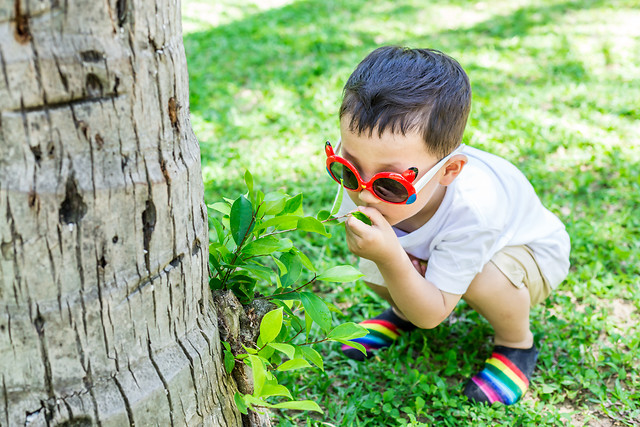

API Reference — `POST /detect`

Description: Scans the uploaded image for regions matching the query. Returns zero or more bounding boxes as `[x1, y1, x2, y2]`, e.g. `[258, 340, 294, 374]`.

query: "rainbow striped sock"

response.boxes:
[341, 308, 416, 361]
[464, 345, 538, 405]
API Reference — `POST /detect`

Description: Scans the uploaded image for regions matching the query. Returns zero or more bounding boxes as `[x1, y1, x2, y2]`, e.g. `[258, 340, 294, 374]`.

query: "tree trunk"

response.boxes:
[0, 0, 242, 425]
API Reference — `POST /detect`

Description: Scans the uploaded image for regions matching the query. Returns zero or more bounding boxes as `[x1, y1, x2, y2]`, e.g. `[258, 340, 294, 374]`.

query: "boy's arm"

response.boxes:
[345, 207, 462, 329]
[378, 250, 462, 329]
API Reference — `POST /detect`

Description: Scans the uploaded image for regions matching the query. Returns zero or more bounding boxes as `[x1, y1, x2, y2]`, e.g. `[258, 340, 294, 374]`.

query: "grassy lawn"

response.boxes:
[183, 0, 640, 425]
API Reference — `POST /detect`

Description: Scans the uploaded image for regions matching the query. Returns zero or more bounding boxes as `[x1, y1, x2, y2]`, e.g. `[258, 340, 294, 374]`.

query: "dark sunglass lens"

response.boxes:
[329, 162, 359, 190]
[372, 178, 409, 203]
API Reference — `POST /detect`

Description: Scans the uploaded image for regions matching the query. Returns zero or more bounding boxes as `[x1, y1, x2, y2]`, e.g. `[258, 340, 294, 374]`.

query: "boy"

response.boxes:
[326, 46, 570, 405]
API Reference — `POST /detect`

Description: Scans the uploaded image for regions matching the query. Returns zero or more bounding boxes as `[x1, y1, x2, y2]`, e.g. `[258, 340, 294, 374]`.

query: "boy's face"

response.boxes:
[339, 118, 449, 230]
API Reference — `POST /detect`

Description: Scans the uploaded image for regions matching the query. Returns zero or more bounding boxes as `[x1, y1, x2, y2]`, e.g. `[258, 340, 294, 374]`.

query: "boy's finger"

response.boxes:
[354, 206, 386, 226]
[345, 215, 368, 235]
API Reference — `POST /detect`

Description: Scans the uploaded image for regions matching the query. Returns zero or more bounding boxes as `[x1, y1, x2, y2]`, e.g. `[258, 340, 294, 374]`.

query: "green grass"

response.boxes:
[183, 0, 640, 424]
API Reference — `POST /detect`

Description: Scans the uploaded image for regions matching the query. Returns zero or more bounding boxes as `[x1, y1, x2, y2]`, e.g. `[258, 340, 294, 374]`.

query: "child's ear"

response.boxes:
[439, 155, 467, 186]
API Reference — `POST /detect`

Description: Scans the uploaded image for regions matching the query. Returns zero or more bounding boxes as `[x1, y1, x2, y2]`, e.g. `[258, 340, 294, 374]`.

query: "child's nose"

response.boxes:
[358, 188, 379, 205]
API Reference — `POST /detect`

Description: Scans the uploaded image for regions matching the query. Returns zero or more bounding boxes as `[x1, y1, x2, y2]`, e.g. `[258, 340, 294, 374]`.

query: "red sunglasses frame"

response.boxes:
[325, 141, 420, 204]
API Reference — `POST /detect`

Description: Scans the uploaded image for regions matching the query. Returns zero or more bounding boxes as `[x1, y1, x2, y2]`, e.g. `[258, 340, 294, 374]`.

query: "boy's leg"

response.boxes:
[463, 262, 533, 349]
[341, 281, 416, 361]
[461, 251, 543, 404]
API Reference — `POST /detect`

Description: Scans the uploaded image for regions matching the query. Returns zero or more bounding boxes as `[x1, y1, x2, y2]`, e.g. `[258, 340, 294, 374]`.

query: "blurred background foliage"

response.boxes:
[183, 0, 639, 424]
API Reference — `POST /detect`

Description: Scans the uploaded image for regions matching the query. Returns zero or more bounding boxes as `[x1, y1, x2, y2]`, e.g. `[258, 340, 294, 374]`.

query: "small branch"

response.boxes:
[261, 213, 350, 237]
[284, 329, 303, 344]
[302, 338, 329, 346]
[221, 214, 258, 288]
[265, 274, 317, 300]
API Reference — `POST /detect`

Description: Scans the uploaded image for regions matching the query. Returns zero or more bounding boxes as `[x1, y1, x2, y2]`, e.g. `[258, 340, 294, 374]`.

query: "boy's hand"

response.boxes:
[344, 206, 404, 266]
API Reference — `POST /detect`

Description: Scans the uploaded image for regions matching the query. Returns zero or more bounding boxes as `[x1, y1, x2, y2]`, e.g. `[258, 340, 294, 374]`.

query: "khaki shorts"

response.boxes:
[490, 245, 552, 306]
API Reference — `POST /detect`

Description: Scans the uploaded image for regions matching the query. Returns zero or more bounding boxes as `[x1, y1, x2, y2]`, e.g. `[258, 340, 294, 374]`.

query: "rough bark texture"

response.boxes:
[213, 291, 275, 427]
[0, 0, 242, 425]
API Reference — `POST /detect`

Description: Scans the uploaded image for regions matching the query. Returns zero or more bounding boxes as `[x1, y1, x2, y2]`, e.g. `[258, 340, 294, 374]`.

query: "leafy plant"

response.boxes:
[208, 170, 368, 415]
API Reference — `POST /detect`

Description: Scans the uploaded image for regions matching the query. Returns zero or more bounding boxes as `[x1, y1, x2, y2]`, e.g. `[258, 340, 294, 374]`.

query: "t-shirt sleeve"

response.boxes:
[424, 226, 502, 294]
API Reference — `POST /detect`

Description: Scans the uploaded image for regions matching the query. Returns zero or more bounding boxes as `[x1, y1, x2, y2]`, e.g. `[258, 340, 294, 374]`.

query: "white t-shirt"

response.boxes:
[336, 146, 570, 295]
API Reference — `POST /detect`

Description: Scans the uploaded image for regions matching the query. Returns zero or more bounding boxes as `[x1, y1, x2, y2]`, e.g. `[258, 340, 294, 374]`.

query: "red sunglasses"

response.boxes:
[325, 140, 465, 204]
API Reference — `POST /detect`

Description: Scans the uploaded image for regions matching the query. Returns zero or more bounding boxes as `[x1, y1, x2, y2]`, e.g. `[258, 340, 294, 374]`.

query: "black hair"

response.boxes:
[339, 46, 471, 157]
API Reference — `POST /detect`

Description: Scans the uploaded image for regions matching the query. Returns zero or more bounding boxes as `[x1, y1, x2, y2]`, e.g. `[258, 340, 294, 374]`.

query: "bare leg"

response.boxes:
[462, 262, 533, 349]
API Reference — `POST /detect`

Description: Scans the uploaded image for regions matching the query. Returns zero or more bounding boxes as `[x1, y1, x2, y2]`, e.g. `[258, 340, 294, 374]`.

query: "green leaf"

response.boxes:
[269, 350, 282, 367]
[351, 211, 372, 225]
[335, 339, 367, 356]
[328, 322, 368, 340]
[209, 251, 222, 275]
[253, 215, 300, 233]
[248, 355, 266, 396]
[255, 190, 265, 209]
[242, 344, 258, 355]
[299, 291, 332, 333]
[272, 300, 304, 331]
[277, 358, 311, 371]
[209, 276, 224, 290]
[269, 291, 301, 302]
[416, 396, 425, 414]
[224, 349, 235, 374]
[260, 384, 292, 399]
[291, 247, 316, 272]
[282, 193, 303, 215]
[279, 252, 302, 287]
[257, 344, 275, 360]
[330, 184, 344, 216]
[305, 310, 313, 340]
[271, 400, 323, 413]
[296, 216, 329, 236]
[227, 274, 257, 304]
[259, 308, 283, 345]
[234, 392, 249, 415]
[243, 394, 270, 409]
[316, 265, 363, 283]
[267, 342, 296, 359]
[257, 191, 288, 217]
[230, 196, 254, 246]
[326, 301, 343, 315]
[209, 202, 231, 216]
[244, 170, 254, 201]
[216, 244, 233, 262]
[242, 236, 293, 256]
[271, 255, 287, 276]
[300, 346, 323, 371]
[209, 216, 226, 244]
[240, 263, 273, 282]
[316, 210, 331, 221]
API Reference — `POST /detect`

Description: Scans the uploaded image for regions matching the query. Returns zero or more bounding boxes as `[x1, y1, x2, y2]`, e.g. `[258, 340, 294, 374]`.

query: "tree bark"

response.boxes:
[0, 0, 242, 425]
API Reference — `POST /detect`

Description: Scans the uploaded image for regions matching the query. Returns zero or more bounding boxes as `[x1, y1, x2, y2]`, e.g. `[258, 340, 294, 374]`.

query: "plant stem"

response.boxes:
[284, 329, 303, 344]
[266, 274, 317, 300]
[261, 213, 350, 237]
[221, 214, 258, 289]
